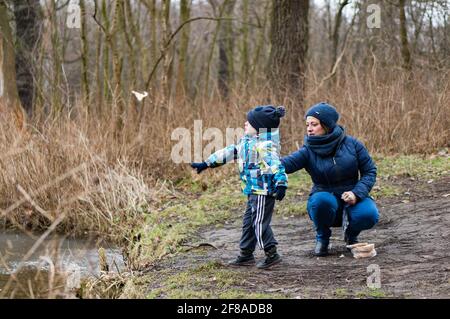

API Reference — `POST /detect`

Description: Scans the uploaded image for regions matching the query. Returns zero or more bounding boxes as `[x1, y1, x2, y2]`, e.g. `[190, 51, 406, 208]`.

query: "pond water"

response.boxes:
[0, 230, 125, 298]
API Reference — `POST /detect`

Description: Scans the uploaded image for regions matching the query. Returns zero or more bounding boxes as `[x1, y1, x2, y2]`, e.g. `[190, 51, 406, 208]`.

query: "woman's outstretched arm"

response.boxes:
[281, 146, 309, 174]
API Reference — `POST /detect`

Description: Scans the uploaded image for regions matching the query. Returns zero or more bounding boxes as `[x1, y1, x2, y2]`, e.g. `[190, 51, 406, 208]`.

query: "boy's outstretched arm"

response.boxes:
[190, 145, 238, 174]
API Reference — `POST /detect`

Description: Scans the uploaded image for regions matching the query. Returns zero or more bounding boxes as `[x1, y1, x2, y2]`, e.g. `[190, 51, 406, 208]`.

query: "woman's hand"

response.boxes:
[341, 191, 357, 205]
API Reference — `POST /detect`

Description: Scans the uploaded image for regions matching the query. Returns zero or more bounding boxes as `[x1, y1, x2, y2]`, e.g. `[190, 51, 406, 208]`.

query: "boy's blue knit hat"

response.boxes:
[247, 105, 286, 131]
[305, 102, 339, 130]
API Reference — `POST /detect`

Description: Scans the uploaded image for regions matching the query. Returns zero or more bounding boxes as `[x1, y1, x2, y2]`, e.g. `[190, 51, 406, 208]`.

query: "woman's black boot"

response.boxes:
[313, 241, 329, 256]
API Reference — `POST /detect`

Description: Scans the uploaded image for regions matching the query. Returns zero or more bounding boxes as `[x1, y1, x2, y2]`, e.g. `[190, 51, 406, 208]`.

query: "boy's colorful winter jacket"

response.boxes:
[206, 130, 288, 196]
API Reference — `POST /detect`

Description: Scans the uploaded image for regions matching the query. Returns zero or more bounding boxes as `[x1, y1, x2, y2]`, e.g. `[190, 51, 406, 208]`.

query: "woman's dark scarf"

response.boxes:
[304, 125, 346, 157]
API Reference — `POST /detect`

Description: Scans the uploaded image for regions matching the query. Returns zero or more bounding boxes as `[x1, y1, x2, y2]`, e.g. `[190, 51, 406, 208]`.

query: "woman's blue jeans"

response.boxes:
[307, 192, 379, 244]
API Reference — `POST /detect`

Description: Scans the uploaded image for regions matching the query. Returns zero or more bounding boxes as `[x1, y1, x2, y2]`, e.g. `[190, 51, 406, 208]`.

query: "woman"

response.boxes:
[281, 102, 379, 256]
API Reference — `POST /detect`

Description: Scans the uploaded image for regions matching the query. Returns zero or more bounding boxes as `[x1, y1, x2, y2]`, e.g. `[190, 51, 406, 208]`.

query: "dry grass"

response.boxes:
[304, 65, 450, 153]
[0, 65, 447, 298]
[0, 66, 448, 240]
[0, 113, 159, 241]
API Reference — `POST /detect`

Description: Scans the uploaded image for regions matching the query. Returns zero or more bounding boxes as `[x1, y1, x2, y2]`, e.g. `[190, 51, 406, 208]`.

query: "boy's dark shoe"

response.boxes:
[313, 241, 329, 257]
[256, 246, 282, 269]
[228, 250, 255, 267]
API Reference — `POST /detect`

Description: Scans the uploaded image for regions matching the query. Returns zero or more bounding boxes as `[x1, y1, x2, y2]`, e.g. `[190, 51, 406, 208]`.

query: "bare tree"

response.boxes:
[1, 0, 448, 124]
[13, 0, 40, 117]
[217, 0, 236, 99]
[267, 0, 309, 106]
[176, 0, 191, 97]
[399, 0, 412, 70]
[331, 0, 350, 71]
[240, 0, 249, 83]
[79, 0, 90, 110]
[161, 0, 173, 100]
[0, 0, 25, 126]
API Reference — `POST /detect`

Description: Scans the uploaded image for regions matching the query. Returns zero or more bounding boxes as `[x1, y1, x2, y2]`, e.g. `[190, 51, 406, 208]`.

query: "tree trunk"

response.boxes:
[49, 0, 63, 116]
[250, 0, 270, 87]
[125, 0, 144, 88]
[0, 0, 25, 127]
[267, 0, 309, 105]
[94, 0, 104, 114]
[240, 0, 249, 83]
[399, 0, 412, 70]
[111, 0, 123, 95]
[331, 0, 349, 72]
[175, 0, 190, 98]
[0, 0, 25, 128]
[149, 0, 158, 82]
[0, 2, 17, 104]
[13, 0, 40, 117]
[203, 1, 227, 98]
[101, 0, 111, 106]
[79, 0, 90, 111]
[218, 0, 236, 99]
[110, 0, 125, 136]
[161, 0, 173, 101]
[120, 0, 137, 108]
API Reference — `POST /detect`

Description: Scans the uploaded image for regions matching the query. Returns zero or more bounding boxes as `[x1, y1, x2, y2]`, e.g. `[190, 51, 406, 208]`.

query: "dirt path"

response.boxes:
[145, 177, 450, 298]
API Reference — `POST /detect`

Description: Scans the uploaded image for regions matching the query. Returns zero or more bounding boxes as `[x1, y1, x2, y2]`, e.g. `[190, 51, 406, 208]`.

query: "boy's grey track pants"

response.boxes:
[240, 194, 277, 252]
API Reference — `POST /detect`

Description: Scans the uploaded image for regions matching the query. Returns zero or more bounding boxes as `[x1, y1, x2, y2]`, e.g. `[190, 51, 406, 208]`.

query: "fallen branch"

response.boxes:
[180, 242, 218, 252]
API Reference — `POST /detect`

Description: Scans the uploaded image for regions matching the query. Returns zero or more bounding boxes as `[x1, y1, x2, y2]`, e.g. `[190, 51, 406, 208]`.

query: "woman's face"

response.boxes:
[306, 116, 326, 136]
[244, 121, 257, 136]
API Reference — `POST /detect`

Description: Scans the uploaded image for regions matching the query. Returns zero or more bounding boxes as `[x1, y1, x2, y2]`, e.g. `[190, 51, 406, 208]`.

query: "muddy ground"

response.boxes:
[143, 176, 450, 299]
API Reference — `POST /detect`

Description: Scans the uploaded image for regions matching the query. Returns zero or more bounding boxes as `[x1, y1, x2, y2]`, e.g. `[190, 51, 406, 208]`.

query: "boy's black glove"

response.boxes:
[191, 162, 208, 174]
[275, 186, 287, 201]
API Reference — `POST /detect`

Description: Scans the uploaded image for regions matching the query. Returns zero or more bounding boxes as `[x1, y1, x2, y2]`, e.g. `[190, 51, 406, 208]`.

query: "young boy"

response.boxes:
[191, 105, 288, 269]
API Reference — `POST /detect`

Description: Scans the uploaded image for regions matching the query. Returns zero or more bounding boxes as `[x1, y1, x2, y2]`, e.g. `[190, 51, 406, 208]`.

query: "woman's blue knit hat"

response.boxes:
[305, 102, 340, 130]
[247, 105, 286, 131]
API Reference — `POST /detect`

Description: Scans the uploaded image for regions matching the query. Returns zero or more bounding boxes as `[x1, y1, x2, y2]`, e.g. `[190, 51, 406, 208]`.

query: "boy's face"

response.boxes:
[244, 121, 258, 136]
